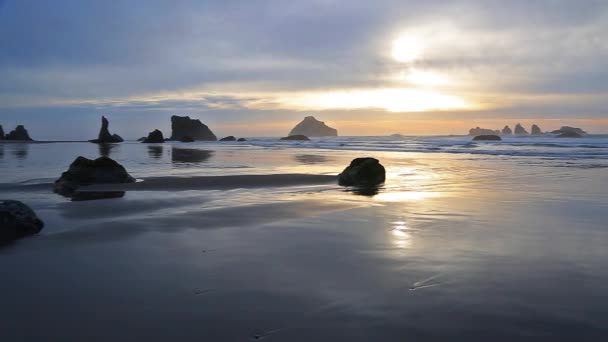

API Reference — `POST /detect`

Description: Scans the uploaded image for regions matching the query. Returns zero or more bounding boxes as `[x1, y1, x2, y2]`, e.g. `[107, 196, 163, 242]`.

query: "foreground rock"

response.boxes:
[90, 116, 123, 143]
[0, 200, 44, 243]
[551, 126, 587, 136]
[289, 116, 338, 137]
[514, 123, 529, 135]
[469, 127, 499, 136]
[338, 158, 386, 187]
[280, 135, 310, 141]
[54, 156, 135, 196]
[473, 135, 502, 141]
[142, 129, 165, 143]
[556, 131, 583, 138]
[5, 125, 33, 141]
[170, 115, 217, 141]
[220, 136, 236, 141]
[502, 126, 512, 135]
[531, 124, 542, 135]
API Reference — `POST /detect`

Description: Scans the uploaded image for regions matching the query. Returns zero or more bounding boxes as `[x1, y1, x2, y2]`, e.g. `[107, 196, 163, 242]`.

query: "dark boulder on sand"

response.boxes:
[502, 126, 512, 135]
[5, 125, 33, 141]
[90, 116, 123, 143]
[556, 131, 583, 138]
[281, 135, 310, 141]
[473, 135, 502, 141]
[220, 136, 236, 141]
[0, 200, 44, 243]
[142, 129, 165, 143]
[237, 138, 247, 142]
[338, 157, 386, 187]
[531, 124, 542, 135]
[288, 116, 338, 137]
[514, 123, 529, 135]
[170, 115, 217, 141]
[54, 156, 135, 196]
[180, 136, 195, 143]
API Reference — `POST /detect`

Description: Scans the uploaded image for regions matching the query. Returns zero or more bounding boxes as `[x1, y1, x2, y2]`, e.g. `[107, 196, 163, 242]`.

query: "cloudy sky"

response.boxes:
[1, 0, 607, 139]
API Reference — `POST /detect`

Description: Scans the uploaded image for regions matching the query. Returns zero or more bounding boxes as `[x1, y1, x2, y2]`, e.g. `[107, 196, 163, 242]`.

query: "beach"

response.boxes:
[1, 137, 608, 341]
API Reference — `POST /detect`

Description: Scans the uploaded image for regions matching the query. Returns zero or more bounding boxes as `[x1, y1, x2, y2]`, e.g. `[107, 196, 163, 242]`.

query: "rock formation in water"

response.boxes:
[90, 116, 123, 143]
[0, 125, 4, 140]
[551, 126, 587, 136]
[237, 138, 247, 142]
[280, 134, 310, 141]
[142, 129, 165, 143]
[137, 137, 146, 142]
[54, 156, 135, 197]
[473, 135, 502, 141]
[469, 127, 500, 136]
[5, 125, 33, 141]
[179, 136, 195, 142]
[170, 115, 217, 141]
[0, 200, 44, 243]
[338, 158, 386, 187]
[219, 136, 236, 141]
[514, 123, 529, 135]
[556, 131, 583, 138]
[288, 116, 338, 137]
[531, 124, 542, 135]
[502, 126, 512, 135]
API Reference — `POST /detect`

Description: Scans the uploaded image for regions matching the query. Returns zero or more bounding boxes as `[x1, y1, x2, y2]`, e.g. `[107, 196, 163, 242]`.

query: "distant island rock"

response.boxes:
[0, 200, 44, 243]
[237, 138, 247, 142]
[502, 126, 512, 135]
[551, 126, 587, 136]
[469, 127, 500, 136]
[170, 115, 217, 141]
[556, 131, 583, 138]
[90, 116, 123, 143]
[280, 134, 310, 141]
[338, 158, 386, 187]
[142, 129, 165, 143]
[514, 123, 529, 135]
[5, 125, 33, 141]
[219, 136, 236, 141]
[288, 116, 337, 137]
[473, 135, 502, 141]
[54, 156, 135, 197]
[531, 124, 542, 135]
[0, 125, 4, 140]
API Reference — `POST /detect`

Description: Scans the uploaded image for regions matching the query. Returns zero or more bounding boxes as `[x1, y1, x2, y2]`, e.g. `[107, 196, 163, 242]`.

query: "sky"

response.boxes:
[1, 0, 607, 139]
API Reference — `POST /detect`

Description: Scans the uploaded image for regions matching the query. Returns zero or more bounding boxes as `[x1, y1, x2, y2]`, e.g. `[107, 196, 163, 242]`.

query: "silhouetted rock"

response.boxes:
[5, 125, 33, 141]
[179, 136, 195, 142]
[502, 126, 512, 135]
[170, 115, 217, 141]
[237, 138, 247, 142]
[469, 127, 500, 136]
[551, 126, 587, 135]
[289, 116, 338, 137]
[556, 131, 583, 138]
[54, 156, 135, 197]
[473, 135, 502, 141]
[280, 135, 310, 141]
[0, 200, 44, 243]
[142, 129, 164, 143]
[531, 124, 542, 135]
[0, 125, 4, 140]
[338, 157, 386, 187]
[514, 123, 529, 135]
[90, 116, 123, 143]
[137, 137, 146, 142]
[220, 136, 236, 141]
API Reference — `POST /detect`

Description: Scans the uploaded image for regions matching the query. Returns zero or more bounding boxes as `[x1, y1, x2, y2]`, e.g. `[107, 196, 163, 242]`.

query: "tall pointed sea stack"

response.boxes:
[90, 116, 123, 143]
[531, 124, 542, 135]
[514, 123, 529, 135]
[5, 125, 33, 141]
[288, 116, 338, 137]
[502, 126, 512, 135]
[170, 115, 217, 141]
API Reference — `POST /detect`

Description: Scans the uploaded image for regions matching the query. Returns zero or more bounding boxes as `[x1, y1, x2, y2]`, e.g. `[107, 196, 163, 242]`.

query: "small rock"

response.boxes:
[54, 156, 135, 197]
[237, 138, 247, 142]
[556, 131, 582, 138]
[220, 136, 236, 141]
[280, 135, 310, 141]
[142, 129, 165, 143]
[0, 200, 44, 243]
[338, 157, 386, 187]
[473, 135, 502, 141]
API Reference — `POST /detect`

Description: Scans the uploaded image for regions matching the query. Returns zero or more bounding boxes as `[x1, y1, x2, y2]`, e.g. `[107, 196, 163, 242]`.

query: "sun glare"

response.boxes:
[405, 68, 448, 86]
[392, 36, 423, 63]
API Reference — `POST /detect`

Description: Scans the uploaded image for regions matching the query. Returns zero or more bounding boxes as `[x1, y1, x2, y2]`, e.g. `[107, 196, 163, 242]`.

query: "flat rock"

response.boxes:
[556, 131, 582, 138]
[338, 157, 386, 187]
[280, 135, 310, 141]
[219, 136, 236, 141]
[0, 200, 44, 243]
[237, 138, 247, 142]
[54, 156, 135, 197]
[473, 135, 502, 141]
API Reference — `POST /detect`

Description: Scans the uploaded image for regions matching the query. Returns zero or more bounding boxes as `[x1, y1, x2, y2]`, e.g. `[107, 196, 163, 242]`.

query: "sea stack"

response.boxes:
[5, 125, 33, 141]
[142, 129, 165, 143]
[91, 116, 123, 143]
[502, 126, 512, 135]
[531, 124, 542, 135]
[288, 116, 338, 137]
[170, 115, 217, 141]
[551, 126, 587, 136]
[0, 125, 4, 139]
[469, 127, 500, 136]
[514, 123, 529, 135]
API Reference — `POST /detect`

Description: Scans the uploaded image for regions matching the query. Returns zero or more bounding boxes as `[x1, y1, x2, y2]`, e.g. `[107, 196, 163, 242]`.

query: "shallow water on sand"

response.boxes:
[1, 141, 608, 341]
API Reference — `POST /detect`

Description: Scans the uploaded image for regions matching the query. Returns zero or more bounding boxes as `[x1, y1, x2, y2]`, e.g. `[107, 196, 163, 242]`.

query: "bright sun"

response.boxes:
[392, 36, 423, 63]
